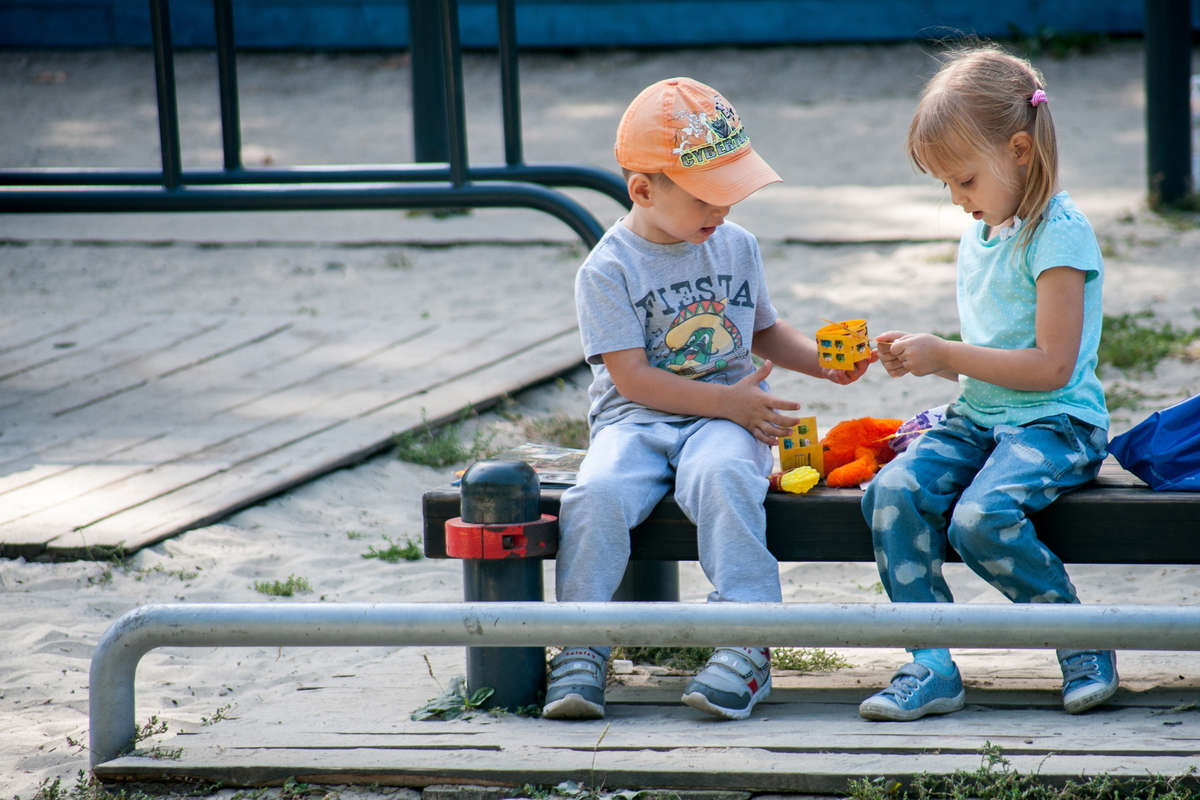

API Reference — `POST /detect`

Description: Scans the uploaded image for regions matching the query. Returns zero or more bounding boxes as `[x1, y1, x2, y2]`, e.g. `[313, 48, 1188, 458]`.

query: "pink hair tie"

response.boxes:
[1030, 89, 1048, 107]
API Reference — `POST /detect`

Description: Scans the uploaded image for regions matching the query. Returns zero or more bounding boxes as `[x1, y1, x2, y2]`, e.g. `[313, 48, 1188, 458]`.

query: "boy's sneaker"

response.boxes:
[858, 661, 966, 721]
[542, 647, 607, 720]
[681, 646, 771, 720]
[1057, 649, 1119, 714]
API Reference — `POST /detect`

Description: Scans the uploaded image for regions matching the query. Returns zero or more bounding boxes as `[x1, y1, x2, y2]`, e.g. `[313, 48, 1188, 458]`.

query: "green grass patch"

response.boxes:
[393, 409, 494, 467]
[611, 646, 849, 673]
[1099, 311, 1200, 373]
[611, 646, 713, 672]
[252, 574, 311, 597]
[361, 534, 423, 562]
[1104, 382, 1153, 412]
[411, 675, 495, 720]
[522, 413, 590, 450]
[772, 647, 851, 672]
[849, 742, 1197, 799]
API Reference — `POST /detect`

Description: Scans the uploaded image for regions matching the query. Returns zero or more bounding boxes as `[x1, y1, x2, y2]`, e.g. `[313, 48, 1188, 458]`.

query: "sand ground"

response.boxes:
[1, 39, 1199, 798]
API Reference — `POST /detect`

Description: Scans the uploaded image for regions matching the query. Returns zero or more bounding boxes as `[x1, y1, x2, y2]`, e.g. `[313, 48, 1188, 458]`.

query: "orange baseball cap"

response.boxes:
[614, 77, 781, 206]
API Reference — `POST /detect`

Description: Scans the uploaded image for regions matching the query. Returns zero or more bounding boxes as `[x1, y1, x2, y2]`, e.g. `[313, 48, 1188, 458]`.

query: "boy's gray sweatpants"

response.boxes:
[555, 417, 782, 605]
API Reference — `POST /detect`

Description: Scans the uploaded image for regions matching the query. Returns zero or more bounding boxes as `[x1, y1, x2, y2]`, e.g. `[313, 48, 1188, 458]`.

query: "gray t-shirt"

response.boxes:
[575, 219, 778, 435]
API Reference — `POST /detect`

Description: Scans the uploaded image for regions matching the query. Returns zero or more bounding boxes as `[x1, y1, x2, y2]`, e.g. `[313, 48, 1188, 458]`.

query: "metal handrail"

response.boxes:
[90, 600, 1200, 766]
[0, 0, 629, 247]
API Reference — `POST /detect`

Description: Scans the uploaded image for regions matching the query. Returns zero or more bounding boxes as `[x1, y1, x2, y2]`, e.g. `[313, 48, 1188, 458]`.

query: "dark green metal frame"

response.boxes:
[0, 0, 630, 248]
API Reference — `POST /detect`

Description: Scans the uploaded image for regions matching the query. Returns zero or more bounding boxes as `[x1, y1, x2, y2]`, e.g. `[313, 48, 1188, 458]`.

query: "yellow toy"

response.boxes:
[769, 465, 821, 494]
[816, 319, 870, 371]
[778, 416, 823, 474]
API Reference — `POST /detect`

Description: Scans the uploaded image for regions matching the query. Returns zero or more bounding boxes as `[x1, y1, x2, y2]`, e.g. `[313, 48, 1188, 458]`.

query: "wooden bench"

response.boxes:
[422, 462, 1200, 568]
[422, 459, 1200, 708]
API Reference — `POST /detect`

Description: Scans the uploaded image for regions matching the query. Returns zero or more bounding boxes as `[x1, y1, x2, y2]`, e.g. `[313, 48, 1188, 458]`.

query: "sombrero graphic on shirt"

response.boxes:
[657, 298, 744, 376]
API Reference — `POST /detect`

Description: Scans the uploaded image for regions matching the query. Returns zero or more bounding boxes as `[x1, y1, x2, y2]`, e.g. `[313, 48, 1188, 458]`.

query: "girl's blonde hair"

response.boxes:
[907, 45, 1058, 249]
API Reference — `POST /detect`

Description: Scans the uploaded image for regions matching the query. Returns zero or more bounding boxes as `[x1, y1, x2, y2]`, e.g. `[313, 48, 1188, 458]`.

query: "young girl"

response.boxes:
[859, 45, 1115, 721]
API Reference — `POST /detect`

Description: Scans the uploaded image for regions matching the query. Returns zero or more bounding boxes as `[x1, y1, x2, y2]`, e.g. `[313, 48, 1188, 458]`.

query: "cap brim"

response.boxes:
[664, 147, 781, 207]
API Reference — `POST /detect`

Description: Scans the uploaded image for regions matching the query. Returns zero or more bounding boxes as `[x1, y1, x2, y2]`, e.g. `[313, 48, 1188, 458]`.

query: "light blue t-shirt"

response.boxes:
[954, 191, 1108, 431]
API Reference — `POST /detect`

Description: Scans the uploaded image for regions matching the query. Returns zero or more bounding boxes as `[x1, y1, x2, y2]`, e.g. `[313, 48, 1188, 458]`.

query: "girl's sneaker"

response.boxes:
[1057, 649, 1119, 714]
[542, 647, 607, 719]
[681, 646, 771, 720]
[858, 661, 966, 721]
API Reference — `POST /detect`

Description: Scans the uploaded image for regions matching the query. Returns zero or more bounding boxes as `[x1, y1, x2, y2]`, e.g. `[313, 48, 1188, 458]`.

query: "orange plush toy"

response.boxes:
[821, 417, 904, 488]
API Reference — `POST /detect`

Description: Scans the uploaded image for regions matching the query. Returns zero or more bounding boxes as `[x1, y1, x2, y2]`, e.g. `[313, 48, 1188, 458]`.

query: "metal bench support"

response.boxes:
[91, 600, 1200, 767]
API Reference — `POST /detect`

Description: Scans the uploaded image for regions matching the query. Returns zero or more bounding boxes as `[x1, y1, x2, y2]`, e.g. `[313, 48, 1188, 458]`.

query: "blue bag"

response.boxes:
[1107, 395, 1200, 491]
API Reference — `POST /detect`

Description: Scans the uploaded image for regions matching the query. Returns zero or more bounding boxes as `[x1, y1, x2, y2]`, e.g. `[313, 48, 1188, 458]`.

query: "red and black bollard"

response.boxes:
[445, 459, 557, 709]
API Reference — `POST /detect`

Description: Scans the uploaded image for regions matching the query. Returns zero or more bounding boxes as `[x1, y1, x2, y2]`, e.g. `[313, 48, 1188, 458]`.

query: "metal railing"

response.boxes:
[0, 0, 629, 246]
[90, 600, 1200, 766]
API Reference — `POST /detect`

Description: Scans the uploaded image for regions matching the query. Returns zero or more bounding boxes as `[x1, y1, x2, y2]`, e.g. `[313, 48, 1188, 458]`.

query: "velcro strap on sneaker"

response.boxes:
[548, 648, 604, 681]
[707, 647, 758, 680]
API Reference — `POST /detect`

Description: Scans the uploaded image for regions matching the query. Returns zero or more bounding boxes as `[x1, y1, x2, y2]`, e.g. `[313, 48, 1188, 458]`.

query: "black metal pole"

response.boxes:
[409, 0, 449, 163]
[611, 561, 681, 602]
[458, 461, 547, 710]
[497, 0, 523, 167]
[437, 0, 470, 187]
[1144, 0, 1194, 206]
[148, 0, 182, 190]
[213, 0, 242, 171]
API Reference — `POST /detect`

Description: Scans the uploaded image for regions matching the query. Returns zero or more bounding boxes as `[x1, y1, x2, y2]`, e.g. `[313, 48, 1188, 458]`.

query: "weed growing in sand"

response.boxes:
[361, 534, 422, 562]
[519, 783, 683, 800]
[133, 564, 200, 582]
[393, 408, 494, 467]
[411, 675, 495, 720]
[772, 647, 851, 672]
[1103, 381, 1166, 412]
[522, 413, 590, 450]
[848, 742, 1198, 799]
[412, 654, 540, 720]
[27, 770, 160, 800]
[1149, 190, 1200, 218]
[609, 646, 848, 673]
[200, 703, 233, 726]
[1099, 310, 1200, 373]
[611, 646, 712, 671]
[253, 574, 312, 597]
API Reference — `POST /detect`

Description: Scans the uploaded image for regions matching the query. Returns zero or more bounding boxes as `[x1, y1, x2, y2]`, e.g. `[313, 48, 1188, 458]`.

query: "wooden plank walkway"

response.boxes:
[95, 659, 1200, 792]
[0, 308, 583, 560]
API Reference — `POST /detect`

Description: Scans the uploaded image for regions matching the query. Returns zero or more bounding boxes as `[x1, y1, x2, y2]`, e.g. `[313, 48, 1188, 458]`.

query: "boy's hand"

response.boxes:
[821, 349, 877, 385]
[729, 360, 803, 445]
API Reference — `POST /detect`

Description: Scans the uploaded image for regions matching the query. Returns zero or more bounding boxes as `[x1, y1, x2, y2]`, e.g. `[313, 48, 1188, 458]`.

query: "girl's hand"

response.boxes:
[728, 360, 803, 445]
[886, 332, 947, 377]
[874, 331, 909, 377]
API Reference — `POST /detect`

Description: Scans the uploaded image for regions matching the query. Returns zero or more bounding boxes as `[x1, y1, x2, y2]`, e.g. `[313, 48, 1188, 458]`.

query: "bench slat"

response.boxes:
[424, 473, 1200, 565]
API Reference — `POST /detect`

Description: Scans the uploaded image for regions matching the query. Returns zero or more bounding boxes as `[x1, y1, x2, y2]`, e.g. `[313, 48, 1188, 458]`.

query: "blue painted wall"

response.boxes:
[1, 1, 1197, 50]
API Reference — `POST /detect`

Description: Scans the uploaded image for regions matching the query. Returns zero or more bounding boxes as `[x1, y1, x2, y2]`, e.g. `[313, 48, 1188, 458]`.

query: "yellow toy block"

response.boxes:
[779, 416, 823, 475]
[816, 319, 870, 371]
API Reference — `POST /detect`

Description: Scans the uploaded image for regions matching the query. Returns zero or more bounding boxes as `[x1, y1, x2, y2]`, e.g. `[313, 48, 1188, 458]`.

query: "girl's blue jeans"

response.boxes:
[861, 410, 1107, 606]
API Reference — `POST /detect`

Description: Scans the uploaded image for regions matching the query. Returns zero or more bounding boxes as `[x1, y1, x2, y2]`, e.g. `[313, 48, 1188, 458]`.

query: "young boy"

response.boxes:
[543, 77, 872, 721]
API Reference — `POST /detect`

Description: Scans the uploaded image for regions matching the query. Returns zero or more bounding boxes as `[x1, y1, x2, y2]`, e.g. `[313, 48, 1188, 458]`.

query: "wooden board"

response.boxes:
[423, 461, 1200, 565]
[94, 667, 1200, 792]
[0, 310, 584, 560]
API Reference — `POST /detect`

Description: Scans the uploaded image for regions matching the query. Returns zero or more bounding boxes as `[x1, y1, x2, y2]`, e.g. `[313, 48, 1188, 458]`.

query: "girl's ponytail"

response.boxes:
[1014, 86, 1059, 249]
